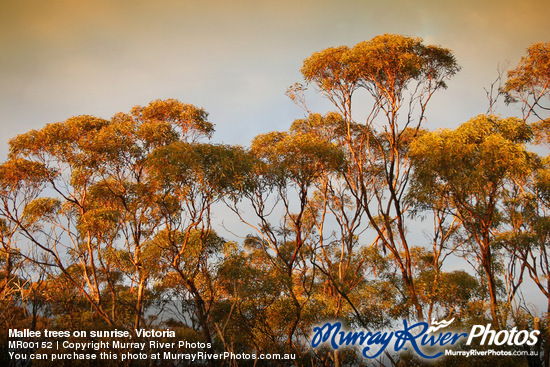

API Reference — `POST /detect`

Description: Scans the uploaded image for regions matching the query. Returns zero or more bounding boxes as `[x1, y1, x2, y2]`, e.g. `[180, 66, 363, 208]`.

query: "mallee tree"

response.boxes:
[1, 35, 550, 367]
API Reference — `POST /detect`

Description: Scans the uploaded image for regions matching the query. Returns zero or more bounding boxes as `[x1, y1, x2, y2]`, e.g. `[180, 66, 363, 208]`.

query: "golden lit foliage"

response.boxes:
[504, 42, 550, 120]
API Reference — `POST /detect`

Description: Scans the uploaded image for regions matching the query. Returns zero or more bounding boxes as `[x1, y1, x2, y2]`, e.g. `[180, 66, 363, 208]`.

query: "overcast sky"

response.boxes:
[1, 0, 549, 159]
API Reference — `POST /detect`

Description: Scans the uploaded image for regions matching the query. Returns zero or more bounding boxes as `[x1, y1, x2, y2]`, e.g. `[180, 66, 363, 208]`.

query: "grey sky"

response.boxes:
[1, 0, 549, 159]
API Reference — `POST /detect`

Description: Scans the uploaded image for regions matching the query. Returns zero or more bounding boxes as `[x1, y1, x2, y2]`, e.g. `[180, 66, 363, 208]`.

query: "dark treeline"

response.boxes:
[1, 34, 550, 366]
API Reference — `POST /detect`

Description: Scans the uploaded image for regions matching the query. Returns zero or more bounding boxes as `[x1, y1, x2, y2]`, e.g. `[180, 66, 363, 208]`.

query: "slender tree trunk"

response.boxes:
[482, 244, 500, 328]
[134, 276, 146, 330]
[187, 279, 213, 346]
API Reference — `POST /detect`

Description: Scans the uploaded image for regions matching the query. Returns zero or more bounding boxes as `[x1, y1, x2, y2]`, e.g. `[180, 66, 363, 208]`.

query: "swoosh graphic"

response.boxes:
[427, 318, 455, 333]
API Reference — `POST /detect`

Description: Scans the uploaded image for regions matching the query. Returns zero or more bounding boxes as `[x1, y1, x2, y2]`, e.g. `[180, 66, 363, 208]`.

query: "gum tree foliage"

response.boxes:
[3, 37, 550, 367]
[299, 33, 460, 321]
[496, 117, 550, 367]
[223, 123, 346, 359]
[3, 99, 219, 331]
[146, 142, 253, 347]
[409, 115, 533, 328]
[290, 114, 400, 323]
[0, 159, 51, 298]
[251, 129, 345, 351]
[504, 42, 550, 121]
[0, 159, 53, 355]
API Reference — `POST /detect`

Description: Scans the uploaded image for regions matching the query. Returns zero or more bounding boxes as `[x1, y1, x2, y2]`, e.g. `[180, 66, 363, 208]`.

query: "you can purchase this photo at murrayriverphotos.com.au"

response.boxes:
[1, 0, 550, 366]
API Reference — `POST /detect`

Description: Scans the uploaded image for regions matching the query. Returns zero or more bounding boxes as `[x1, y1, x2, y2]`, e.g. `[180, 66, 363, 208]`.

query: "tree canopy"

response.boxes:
[2, 35, 550, 367]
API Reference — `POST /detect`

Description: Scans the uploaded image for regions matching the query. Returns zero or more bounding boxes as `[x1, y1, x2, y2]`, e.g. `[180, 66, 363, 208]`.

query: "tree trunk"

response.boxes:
[482, 244, 500, 328]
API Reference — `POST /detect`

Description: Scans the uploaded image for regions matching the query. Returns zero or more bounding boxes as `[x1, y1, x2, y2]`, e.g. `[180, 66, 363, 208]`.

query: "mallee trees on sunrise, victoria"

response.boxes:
[409, 115, 533, 329]
[3, 100, 217, 331]
[1, 36, 550, 367]
[299, 34, 460, 322]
